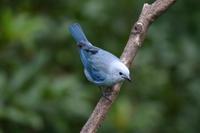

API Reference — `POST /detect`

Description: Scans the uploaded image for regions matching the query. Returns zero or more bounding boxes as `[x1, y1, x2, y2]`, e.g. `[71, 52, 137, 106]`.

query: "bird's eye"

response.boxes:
[119, 72, 123, 75]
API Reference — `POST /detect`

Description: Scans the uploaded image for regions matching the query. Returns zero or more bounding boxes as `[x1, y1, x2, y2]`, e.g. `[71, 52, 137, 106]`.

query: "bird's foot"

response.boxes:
[102, 92, 112, 102]
[99, 87, 112, 102]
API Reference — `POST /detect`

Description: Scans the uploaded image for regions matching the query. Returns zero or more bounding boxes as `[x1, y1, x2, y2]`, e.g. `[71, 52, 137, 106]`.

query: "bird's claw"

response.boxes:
[102, 92, 112, 102]
[99, 87, 112, 102]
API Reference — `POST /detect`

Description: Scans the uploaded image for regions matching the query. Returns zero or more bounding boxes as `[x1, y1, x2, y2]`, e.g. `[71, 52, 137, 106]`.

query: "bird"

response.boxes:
[68, 23, 131, 99]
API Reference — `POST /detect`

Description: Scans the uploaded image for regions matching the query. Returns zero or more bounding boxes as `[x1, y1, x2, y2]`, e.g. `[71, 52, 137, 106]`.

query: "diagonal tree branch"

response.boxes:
[80, 0, 176, 133]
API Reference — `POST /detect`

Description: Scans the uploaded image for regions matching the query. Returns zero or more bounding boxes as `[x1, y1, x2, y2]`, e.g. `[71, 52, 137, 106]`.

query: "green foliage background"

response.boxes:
[0, 0, 199, 133]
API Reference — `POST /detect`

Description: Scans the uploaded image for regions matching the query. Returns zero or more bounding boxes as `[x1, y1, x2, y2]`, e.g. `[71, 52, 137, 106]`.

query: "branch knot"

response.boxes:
[133, 22, 143, 35]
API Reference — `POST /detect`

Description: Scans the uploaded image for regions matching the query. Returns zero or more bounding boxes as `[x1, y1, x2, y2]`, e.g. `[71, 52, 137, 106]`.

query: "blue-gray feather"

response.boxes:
[81, 49, 106, 83]
[68, 23, 88, 43]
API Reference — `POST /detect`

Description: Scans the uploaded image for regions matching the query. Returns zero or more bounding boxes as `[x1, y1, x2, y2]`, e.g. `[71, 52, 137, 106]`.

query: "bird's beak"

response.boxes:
[124, 76, 131, 82]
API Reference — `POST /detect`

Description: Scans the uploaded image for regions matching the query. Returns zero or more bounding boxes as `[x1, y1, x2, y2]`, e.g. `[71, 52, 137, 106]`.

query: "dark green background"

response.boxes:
[0, 0, 199, 133]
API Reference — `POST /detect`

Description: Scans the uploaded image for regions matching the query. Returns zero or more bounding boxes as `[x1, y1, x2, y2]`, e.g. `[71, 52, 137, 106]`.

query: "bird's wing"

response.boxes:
[79, 43, 107, 82]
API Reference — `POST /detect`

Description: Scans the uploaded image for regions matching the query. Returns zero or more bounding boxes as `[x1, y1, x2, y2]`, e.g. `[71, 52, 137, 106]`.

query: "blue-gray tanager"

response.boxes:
[69, 23, 131, 89]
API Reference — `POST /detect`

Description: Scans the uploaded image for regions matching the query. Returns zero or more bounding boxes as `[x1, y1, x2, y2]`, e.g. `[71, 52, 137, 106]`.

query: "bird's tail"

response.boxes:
[69, 23, 88, 43]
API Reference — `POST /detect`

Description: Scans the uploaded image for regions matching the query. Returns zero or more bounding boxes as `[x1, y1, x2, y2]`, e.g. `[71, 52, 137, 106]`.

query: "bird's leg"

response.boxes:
[99, 87, 112, 102]
[106, 87, 113, 93]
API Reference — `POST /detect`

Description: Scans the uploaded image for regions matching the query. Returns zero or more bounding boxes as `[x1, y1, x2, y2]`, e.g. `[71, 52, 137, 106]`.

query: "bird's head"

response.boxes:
[111, 61, 131, 83]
